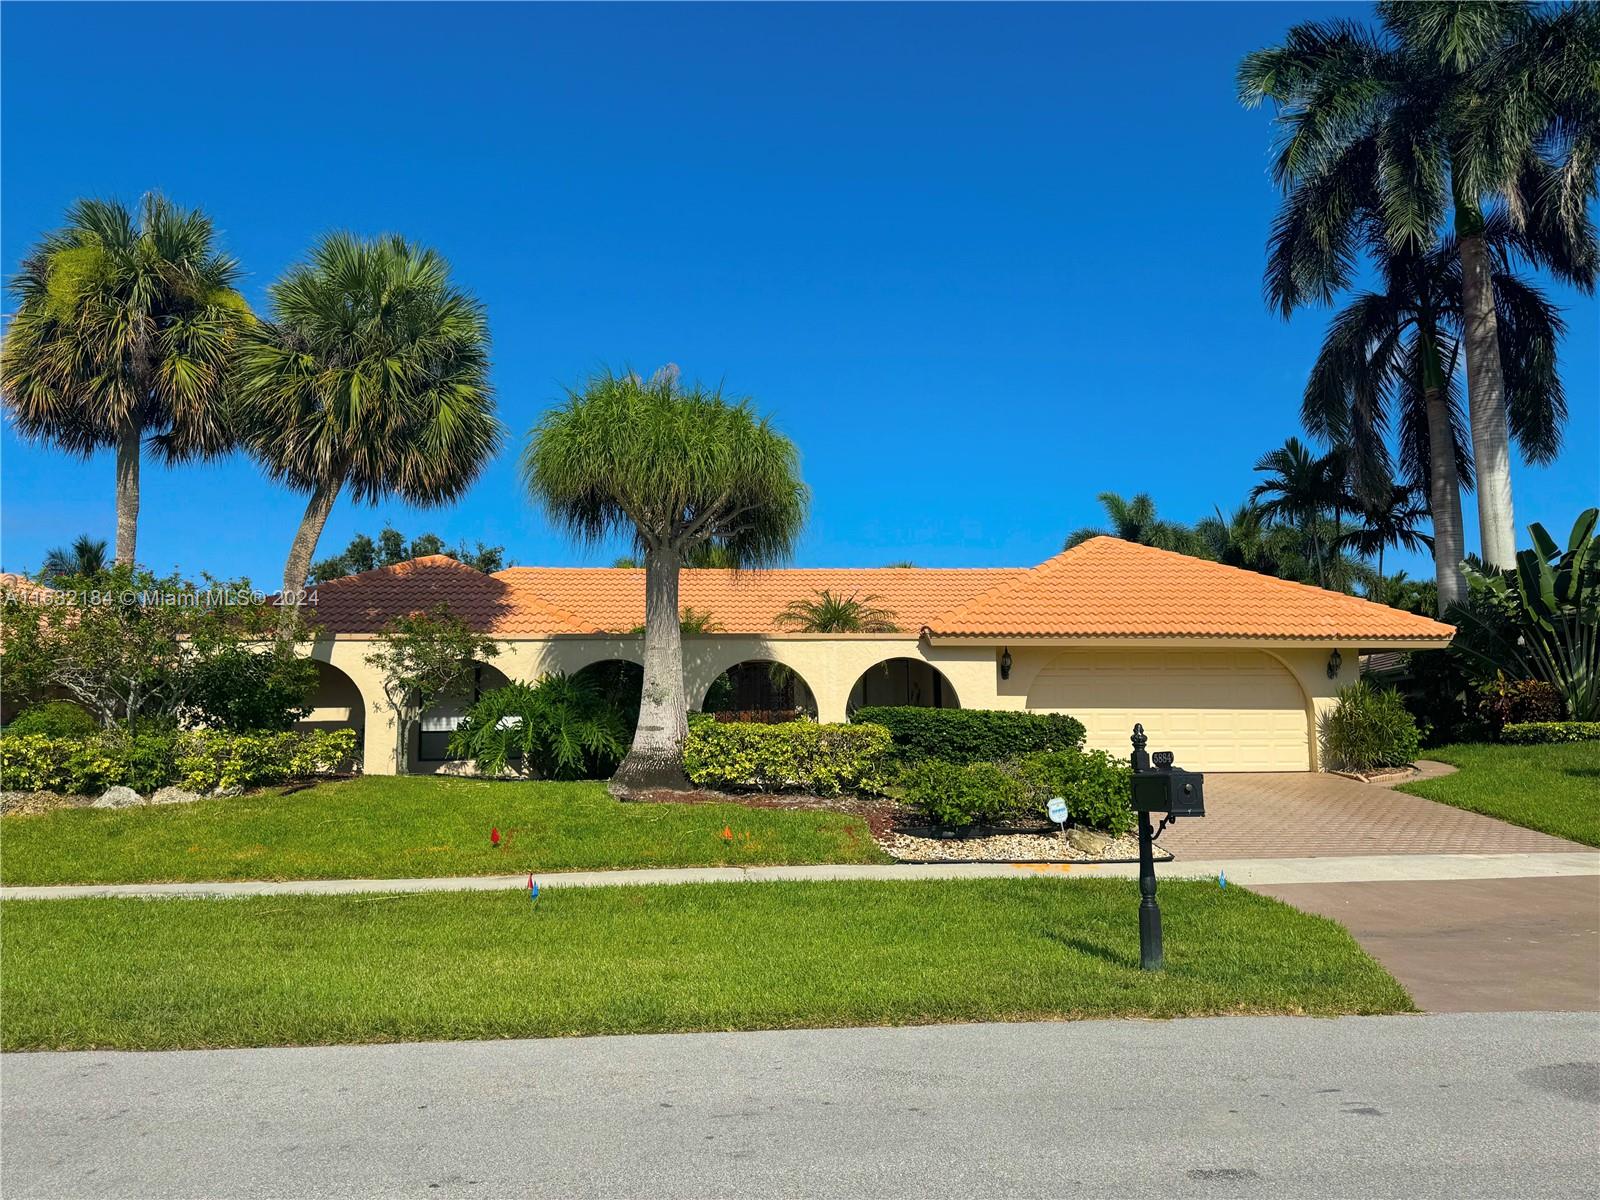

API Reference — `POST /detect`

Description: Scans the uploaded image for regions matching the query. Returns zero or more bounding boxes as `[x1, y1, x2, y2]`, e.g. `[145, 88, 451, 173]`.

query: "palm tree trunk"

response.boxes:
[1424, 383, 1467, 612]
[1457, 224, 1516, 569]
[113, 420, 140, 567]
[278, 482, 338, 635]
[612, 542, 689, 793]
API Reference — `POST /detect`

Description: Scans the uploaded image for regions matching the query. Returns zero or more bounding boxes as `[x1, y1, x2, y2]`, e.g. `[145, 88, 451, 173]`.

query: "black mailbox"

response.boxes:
[1130, 767, 1205, 817]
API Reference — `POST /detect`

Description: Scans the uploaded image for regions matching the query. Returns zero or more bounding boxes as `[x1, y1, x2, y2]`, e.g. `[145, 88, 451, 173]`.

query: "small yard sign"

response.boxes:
[1047, 796, 1068, 830]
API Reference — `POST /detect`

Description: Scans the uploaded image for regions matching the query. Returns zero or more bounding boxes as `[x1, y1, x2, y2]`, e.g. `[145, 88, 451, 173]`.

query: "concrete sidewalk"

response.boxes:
[3, 850, 1595, 900]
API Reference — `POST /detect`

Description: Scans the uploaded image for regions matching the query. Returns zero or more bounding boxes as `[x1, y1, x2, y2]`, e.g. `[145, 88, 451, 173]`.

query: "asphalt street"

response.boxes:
[3, 1011, 1597, 1199]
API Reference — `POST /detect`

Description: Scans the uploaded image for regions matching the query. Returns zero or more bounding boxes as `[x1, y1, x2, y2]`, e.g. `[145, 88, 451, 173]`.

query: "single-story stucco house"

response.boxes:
[295, 536, 1454, 776]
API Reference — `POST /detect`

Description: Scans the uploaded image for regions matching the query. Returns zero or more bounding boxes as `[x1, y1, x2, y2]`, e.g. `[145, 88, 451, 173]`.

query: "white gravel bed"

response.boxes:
[880, 828, 1169, 864]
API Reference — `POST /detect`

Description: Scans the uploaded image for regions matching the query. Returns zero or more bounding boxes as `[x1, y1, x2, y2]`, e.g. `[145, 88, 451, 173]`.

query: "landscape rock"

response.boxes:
[149, 786, 203, 806]
[209, 786, 244, 799]
[93, 786, 144, 809]
[1067, 828, 1113, 855]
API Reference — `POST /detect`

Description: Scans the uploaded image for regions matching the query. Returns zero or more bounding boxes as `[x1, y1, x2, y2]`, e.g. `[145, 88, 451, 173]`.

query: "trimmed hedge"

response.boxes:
[898, 748, 1133, 834]
[1, 729, 358, 795]
[850, 706, 1086, 765]
[1500, 721, 1600, 745]
[684, 721, 892, 796]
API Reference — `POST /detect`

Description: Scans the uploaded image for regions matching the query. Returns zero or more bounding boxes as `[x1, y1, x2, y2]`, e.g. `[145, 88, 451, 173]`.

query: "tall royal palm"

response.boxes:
[524, 368, 807, 792]
[1, 195, 248, 565]
[236, 234, 501, 620]
[1300, 213, 1565, 608]
[1240, 1, 1599, 568]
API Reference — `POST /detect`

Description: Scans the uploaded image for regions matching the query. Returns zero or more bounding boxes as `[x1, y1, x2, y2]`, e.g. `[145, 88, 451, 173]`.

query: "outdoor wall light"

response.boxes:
[999, 647, 1013, 680]
[1327, 648, 1342, 679]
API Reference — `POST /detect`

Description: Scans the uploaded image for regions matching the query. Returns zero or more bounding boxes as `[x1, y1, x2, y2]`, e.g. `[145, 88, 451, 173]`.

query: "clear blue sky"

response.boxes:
[3, 2, 1595, 582]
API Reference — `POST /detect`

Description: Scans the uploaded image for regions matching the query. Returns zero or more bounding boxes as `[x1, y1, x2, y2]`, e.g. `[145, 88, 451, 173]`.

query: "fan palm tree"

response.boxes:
[524, 368, 807, 791]
[775, 590, 900, 633]
[1064, 492, 1203, 555]
[1300, 210, 1566, 607]
[1240, 1, 1599, 568]
[39, 535, 109, 583]
[1334, 483, 1435, 580]
[1, 195, 249, 565]
[235, 234, 501, 625]
[1250, 438, 1348, 588]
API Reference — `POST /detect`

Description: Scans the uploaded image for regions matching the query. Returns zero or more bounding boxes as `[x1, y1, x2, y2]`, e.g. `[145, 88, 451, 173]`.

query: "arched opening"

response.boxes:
[701, 660, 818, 719]
[571, 659, 644, 738]
[848, 657, 960, 714]
[417, 660, 513, 765]
[296, 660, 365, 738]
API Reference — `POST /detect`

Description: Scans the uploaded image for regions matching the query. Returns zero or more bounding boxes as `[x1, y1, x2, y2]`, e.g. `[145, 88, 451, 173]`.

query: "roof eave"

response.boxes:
[922, 632, 1454, 650]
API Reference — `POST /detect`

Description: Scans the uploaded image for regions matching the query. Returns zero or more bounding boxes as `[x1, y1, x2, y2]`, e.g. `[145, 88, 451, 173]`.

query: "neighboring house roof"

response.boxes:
[925, 537, 1455, 643]
[0, 573, 56, 603]
[300, 538, 1455, 644]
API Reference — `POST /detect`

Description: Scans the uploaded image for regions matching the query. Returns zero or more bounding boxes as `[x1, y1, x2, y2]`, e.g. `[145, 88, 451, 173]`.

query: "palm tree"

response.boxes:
[775, 590, 900, 633]
[1250, 438, 1347, 588]
[1334, 484, 1435, 580]
[235, 234, 501, 624]
[523, 368, 807, 791]
[1, 195, 248, 565]
[1064, 492, 1202, 554]
[39, 535, 108, 583]
[1240, 2, 1599, 568]
[1299, 212, 1566, 607]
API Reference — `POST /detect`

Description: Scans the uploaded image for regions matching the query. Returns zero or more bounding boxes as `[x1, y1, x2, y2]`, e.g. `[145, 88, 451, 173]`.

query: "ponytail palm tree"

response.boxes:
[524, 369, 808, 791]
[236, 234, 501, 617]
[1, 195, 248, 565]
[1240, 0, 1599, 568]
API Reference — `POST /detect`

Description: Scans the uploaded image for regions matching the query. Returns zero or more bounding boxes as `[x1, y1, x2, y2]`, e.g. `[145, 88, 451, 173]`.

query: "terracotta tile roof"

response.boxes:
[492, 566, 1026, 636]
[308, 556, 603, 636]
[925, 537, 1455, 642]
[300, 540, 1454, 643]
[0, 573, 57, 603]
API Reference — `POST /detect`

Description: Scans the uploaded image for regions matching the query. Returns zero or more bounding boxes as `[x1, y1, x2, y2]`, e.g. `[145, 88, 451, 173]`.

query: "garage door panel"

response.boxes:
[1026, 650, 1311, 772]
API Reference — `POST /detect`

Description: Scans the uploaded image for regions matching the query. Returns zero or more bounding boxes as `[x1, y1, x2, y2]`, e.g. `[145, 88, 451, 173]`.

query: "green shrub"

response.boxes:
[4, 701, 99, 739]
[1, 729, 357, 795]
[684, 721, 892, 796]
[1478, 676, 1566, 733]
[184, 646, 320, 732]
[1500, 721, 1600, 744]
[897, 759, 1029, 827]
[1012, 750, 1134, 837]
[448, 675, 629, 780]
[850, 707, 1086, 765]
[1322, 681, 1422, 771]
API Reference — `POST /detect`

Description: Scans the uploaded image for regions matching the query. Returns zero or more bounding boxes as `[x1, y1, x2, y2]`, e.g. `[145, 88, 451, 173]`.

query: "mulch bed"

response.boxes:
[625, 787, 906, 840]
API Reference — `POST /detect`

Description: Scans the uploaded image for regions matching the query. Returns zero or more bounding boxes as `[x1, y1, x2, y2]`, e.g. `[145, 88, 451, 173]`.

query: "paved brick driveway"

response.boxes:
[1156, 771, 1585, 859]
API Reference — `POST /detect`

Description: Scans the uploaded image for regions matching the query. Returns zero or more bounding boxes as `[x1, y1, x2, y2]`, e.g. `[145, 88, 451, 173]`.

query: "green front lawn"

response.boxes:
[0, 776, 890, 886]
[1400, 742, 1600, 847]
[0, 878, 1412, 1050]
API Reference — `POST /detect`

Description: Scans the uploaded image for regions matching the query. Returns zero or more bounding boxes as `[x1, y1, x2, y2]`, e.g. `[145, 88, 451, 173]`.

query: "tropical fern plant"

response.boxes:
[447, 674, 629, 780]
[775, 590, 899, 633]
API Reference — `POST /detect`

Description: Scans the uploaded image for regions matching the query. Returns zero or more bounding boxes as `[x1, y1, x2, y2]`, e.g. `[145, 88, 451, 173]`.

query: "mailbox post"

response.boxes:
[1128, 724, 1206, 971]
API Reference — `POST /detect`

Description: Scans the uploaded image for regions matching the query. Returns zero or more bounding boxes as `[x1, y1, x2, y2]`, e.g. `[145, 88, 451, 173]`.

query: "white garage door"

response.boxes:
[1026, 649, 1311, 772]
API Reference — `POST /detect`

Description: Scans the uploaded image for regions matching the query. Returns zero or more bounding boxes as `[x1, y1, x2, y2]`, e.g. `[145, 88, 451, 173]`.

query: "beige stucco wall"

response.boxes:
[302, 633, 1369, 776]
